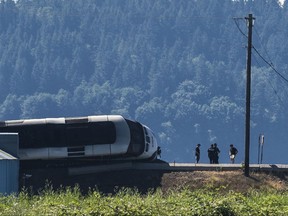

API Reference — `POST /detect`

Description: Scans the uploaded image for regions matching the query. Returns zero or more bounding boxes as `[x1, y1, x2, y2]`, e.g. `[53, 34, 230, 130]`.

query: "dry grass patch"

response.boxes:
[161, 170, 288, 193]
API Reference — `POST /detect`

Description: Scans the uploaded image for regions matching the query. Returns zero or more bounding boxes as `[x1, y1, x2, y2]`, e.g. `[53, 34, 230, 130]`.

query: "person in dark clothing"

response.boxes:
[213, 143, 220, 164]
[208, 144, 215, 164]
[229, 144, 238, 163]
[157, 146, 162, 158]
[195, 144, 201, 163]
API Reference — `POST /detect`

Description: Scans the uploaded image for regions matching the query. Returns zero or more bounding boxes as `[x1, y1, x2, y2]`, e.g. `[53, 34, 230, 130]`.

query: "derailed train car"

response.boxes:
[0, 115, 158, 162]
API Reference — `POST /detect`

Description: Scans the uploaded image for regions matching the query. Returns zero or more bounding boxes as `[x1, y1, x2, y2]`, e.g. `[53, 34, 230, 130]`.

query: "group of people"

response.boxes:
[195, 143, 238, 164]
[207, 143, 221, 164]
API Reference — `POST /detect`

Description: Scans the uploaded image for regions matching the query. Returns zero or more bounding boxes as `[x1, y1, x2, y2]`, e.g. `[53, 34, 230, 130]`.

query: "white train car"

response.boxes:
[0, 115, 158, 161]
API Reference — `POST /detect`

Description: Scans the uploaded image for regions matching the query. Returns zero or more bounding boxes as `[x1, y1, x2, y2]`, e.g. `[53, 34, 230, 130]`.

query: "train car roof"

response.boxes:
[1, 115, 125, 126]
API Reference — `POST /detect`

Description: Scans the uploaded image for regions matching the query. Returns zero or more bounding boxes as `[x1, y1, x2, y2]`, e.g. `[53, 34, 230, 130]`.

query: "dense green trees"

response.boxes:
[0, 0, 287, 163]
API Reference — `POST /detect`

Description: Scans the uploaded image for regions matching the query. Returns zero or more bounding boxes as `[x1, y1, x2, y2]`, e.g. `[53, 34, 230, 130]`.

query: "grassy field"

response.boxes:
[1, 186, 288, 215]
[1, 187, 288, 215]
[1, 170, 288, 215]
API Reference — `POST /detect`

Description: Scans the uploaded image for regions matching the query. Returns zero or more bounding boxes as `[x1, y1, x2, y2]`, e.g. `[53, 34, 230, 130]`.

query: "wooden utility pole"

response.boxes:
[244, 14, 255, 177]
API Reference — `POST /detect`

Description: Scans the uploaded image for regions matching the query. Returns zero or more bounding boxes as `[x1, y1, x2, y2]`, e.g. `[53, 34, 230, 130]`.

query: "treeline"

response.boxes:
[0, 0, 287, 162]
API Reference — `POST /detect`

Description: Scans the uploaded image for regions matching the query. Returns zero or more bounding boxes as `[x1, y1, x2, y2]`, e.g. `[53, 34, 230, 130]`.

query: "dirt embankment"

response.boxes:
[160, 170, 288, 193]
[22, 165, 288, 195]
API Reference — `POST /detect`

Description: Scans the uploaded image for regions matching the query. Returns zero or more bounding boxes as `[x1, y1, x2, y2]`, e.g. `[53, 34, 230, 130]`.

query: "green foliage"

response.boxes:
[1, 0, 288, 163]
[1, 187, 288, 215]
[0, 0, 286, 120]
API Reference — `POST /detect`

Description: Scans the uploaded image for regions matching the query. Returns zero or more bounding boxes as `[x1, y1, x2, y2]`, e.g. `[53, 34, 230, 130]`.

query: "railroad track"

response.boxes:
[67, 160, 288, 176]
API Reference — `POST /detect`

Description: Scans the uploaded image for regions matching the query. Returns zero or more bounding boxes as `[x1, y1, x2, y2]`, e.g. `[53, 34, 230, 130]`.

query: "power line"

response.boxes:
[252, 46, 288, 84]
[252, 52, 286, 107]
[253, 49, 288, 106]
[232, 17, 247, 38]
[233, 17, 288, 85]
[254, 27, 274, 67]
[252, 25, 288, 102]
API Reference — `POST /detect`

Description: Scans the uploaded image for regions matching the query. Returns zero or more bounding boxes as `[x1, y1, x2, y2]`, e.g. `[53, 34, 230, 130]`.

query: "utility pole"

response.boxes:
[244, 14, 255, 177]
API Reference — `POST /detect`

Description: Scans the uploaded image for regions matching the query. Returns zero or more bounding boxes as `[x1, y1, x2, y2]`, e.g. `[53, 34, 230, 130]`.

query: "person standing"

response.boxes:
[195, 144, 201, 163]
[157, 146, 162, 158]
[213, 143, 220, 164]
[229, 144, 238, 163]
[208, 144, 215, 164]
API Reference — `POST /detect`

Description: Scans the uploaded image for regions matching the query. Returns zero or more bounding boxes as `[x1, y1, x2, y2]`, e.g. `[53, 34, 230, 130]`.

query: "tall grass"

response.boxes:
[1, 187, 288, 215]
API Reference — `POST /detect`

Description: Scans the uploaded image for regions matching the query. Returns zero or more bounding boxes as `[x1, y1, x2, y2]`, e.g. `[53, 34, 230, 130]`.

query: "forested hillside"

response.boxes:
[0, 0, 288, 163]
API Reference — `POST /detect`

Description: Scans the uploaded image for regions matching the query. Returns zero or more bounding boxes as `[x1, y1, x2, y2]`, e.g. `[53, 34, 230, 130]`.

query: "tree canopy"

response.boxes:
[0, 0, 288, 163]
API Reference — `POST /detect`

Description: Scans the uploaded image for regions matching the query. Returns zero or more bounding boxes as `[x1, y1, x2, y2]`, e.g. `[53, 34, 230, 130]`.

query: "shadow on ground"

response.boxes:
[20, 161, 168, 195]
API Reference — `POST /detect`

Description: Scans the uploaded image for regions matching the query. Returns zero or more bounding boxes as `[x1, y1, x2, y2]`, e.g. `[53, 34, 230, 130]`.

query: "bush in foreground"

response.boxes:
[0, 186, 288, 216]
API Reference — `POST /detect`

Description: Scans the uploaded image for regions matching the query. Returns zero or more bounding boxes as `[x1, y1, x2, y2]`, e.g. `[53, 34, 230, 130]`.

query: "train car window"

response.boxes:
[145, 143, 149, 152]
[1, 125, 49, 149]
[46, 124, 66, 147]
[144, 127, 148, 135]
[0, 120, 116, 149]
[66, 121, 116, 146]
[65, 117, 88, 124]
[146, 136, 150, 143]
[125, 119, 145, 156]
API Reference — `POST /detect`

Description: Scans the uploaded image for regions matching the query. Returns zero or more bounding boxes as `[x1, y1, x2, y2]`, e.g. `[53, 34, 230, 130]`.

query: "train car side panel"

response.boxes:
[108, 115, 130, 155]
[19, 148, 50, 160]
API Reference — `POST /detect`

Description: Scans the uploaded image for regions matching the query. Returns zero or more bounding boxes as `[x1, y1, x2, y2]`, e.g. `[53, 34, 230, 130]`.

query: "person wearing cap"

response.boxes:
[195, 144, 201, 163]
